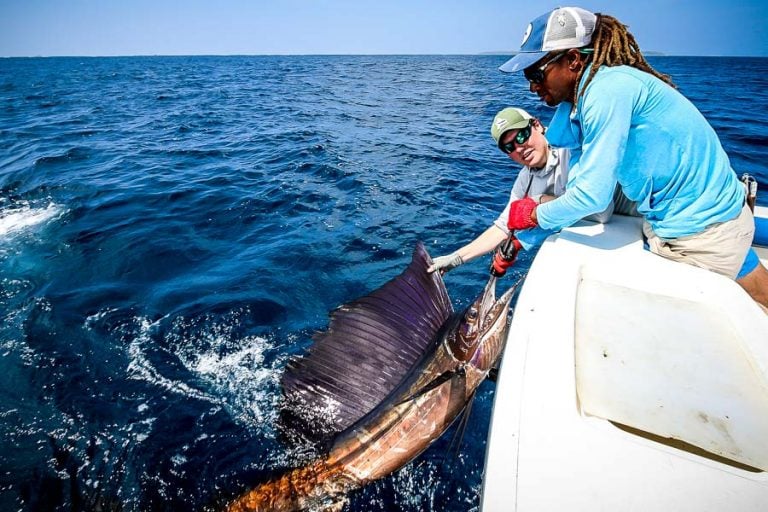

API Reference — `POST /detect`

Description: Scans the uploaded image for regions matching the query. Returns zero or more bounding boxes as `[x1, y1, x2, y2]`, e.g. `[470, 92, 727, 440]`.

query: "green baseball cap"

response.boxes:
[491, 107, 532, 147]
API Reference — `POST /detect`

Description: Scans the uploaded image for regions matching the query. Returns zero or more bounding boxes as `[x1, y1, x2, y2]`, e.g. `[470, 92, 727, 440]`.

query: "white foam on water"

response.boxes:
[124, 313, 287, 434]
[0, 202, 62, 238]
[126, 317, 217, 405]
[1, 278, 35, 336]
[181, 333, 285, 428]
[171, 453, 187, 466]
[84, 307, 119, 329]
[388, 455, 481, 512]
[125, 416, 157, 444]
[390, 460, 440, 511]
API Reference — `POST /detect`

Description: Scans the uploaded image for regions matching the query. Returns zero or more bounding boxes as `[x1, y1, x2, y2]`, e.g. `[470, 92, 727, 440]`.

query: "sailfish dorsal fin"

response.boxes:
[280, 242, 453, 442]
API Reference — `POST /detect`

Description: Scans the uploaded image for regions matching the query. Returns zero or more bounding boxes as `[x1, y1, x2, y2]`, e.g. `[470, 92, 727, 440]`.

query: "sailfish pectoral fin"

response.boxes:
[395, 366, 466, 406]
[442, 389, 477, 473]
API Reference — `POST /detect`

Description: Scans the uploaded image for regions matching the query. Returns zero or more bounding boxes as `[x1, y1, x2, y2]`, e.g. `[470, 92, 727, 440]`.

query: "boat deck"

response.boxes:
[481, 212, 768, 511]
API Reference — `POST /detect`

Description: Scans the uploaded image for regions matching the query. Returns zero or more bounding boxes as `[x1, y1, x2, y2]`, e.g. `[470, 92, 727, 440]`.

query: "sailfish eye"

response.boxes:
[467, 308, 478, 320]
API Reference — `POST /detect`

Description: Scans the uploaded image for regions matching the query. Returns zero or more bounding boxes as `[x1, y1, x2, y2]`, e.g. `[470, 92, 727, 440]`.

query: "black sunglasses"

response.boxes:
[524, 51, 568, 84]
[500, 123, 532, 154]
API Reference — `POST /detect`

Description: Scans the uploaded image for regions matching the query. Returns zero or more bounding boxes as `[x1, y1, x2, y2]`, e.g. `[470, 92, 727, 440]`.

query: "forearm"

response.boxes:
[531, 194, 553, 224]
[428, 225, 509, 274]
[456, 225, 509, 263]
[537, 73, 635, 230]
[536, 183, 614, 230]
[539, 194, 556, 204]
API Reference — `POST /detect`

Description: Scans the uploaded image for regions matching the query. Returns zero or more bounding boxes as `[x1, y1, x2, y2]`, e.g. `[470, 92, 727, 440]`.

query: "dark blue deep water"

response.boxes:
[1, 55, 767, 511]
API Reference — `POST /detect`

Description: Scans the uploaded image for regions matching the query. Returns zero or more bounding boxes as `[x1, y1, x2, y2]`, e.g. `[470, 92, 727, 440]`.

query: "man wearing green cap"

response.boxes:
[428, 107, 612, 274]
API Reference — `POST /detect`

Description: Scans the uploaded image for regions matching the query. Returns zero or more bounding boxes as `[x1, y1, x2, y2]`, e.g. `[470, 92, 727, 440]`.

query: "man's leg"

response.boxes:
[643, 206, 767, 310]
[736, 261, 768, 312]
[641, 206, 754, 280]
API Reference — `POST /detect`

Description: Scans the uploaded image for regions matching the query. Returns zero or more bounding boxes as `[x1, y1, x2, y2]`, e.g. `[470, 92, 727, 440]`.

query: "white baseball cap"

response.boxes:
[500, 7, 597, 73]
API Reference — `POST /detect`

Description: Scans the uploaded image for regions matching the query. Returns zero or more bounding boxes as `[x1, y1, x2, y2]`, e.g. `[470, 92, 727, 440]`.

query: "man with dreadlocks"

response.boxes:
[498, 6, 768, 309]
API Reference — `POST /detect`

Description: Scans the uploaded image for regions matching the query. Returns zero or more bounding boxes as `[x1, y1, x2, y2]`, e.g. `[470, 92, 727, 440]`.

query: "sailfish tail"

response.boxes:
[226, 460, 358, 512]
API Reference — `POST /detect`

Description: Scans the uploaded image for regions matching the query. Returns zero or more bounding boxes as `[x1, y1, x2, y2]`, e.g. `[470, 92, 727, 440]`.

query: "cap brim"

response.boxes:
[499, 51, 548, 73]
[496, 130, 515, 149]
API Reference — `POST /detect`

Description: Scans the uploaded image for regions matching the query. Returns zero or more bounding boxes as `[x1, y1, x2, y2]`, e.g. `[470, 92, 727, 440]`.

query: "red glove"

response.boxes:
[507, 197, 538, 230]
[490, 236, 523, 277]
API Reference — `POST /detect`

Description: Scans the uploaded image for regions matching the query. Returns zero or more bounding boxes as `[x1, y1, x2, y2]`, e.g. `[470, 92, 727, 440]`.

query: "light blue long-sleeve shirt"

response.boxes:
[492, 147, 613, 250]
[539, 65, 744, 239]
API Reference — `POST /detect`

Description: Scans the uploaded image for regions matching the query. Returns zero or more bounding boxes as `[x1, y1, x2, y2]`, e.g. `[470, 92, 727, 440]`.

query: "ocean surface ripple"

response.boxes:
[1, 55, 766, 511]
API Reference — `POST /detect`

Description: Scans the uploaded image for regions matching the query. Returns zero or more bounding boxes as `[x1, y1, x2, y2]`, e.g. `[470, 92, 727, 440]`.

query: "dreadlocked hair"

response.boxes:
[574, 13, 676, 104]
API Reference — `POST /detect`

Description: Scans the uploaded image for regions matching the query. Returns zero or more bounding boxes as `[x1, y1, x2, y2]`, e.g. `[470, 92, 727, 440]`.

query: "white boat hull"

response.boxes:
[481, 211, 768, 511]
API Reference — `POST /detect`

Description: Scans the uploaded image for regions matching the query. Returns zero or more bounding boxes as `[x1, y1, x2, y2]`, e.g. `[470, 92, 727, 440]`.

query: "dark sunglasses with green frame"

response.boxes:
[500, 123, 533, 154]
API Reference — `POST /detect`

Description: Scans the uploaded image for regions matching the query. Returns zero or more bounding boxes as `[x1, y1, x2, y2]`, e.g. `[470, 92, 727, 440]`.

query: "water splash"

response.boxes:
[122, 311, 288, 432]
[0, 202, 62, 238]
[126, 316, 218, 404]
[183, 312, 291, 433]
[183, 333, 285, 427]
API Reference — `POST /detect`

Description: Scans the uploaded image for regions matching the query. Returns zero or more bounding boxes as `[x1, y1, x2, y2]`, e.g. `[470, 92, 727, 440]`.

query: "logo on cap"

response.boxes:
[521, 23, 532, 46]
[557, 13, 567, 27]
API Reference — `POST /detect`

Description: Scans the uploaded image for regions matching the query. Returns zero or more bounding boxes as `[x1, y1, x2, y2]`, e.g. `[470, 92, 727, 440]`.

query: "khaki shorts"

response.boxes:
[643, 204, 754, 280]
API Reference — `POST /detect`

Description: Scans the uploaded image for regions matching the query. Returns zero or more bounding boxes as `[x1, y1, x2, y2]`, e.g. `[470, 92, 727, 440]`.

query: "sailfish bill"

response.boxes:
[226, 242, 522, 511]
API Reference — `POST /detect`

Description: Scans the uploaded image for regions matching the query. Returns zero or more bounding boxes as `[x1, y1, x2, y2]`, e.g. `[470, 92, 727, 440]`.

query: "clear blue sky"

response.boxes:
[1, 0, 767, 57]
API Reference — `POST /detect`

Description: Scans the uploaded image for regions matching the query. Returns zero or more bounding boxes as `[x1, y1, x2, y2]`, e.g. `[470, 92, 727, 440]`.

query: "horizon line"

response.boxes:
[2, 52, 767, 59]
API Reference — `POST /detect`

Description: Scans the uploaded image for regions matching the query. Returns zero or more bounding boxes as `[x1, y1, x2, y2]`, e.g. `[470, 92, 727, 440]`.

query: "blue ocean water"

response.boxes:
[1, 55, 766, 511]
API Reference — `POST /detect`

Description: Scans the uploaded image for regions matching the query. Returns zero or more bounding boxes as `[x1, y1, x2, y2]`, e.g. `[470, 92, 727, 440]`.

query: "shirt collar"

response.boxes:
[545, 103, 581, 149]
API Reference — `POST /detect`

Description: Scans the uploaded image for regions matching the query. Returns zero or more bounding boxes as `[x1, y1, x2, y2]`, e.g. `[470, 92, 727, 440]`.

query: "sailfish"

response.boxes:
[226, 242, 522, 511]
